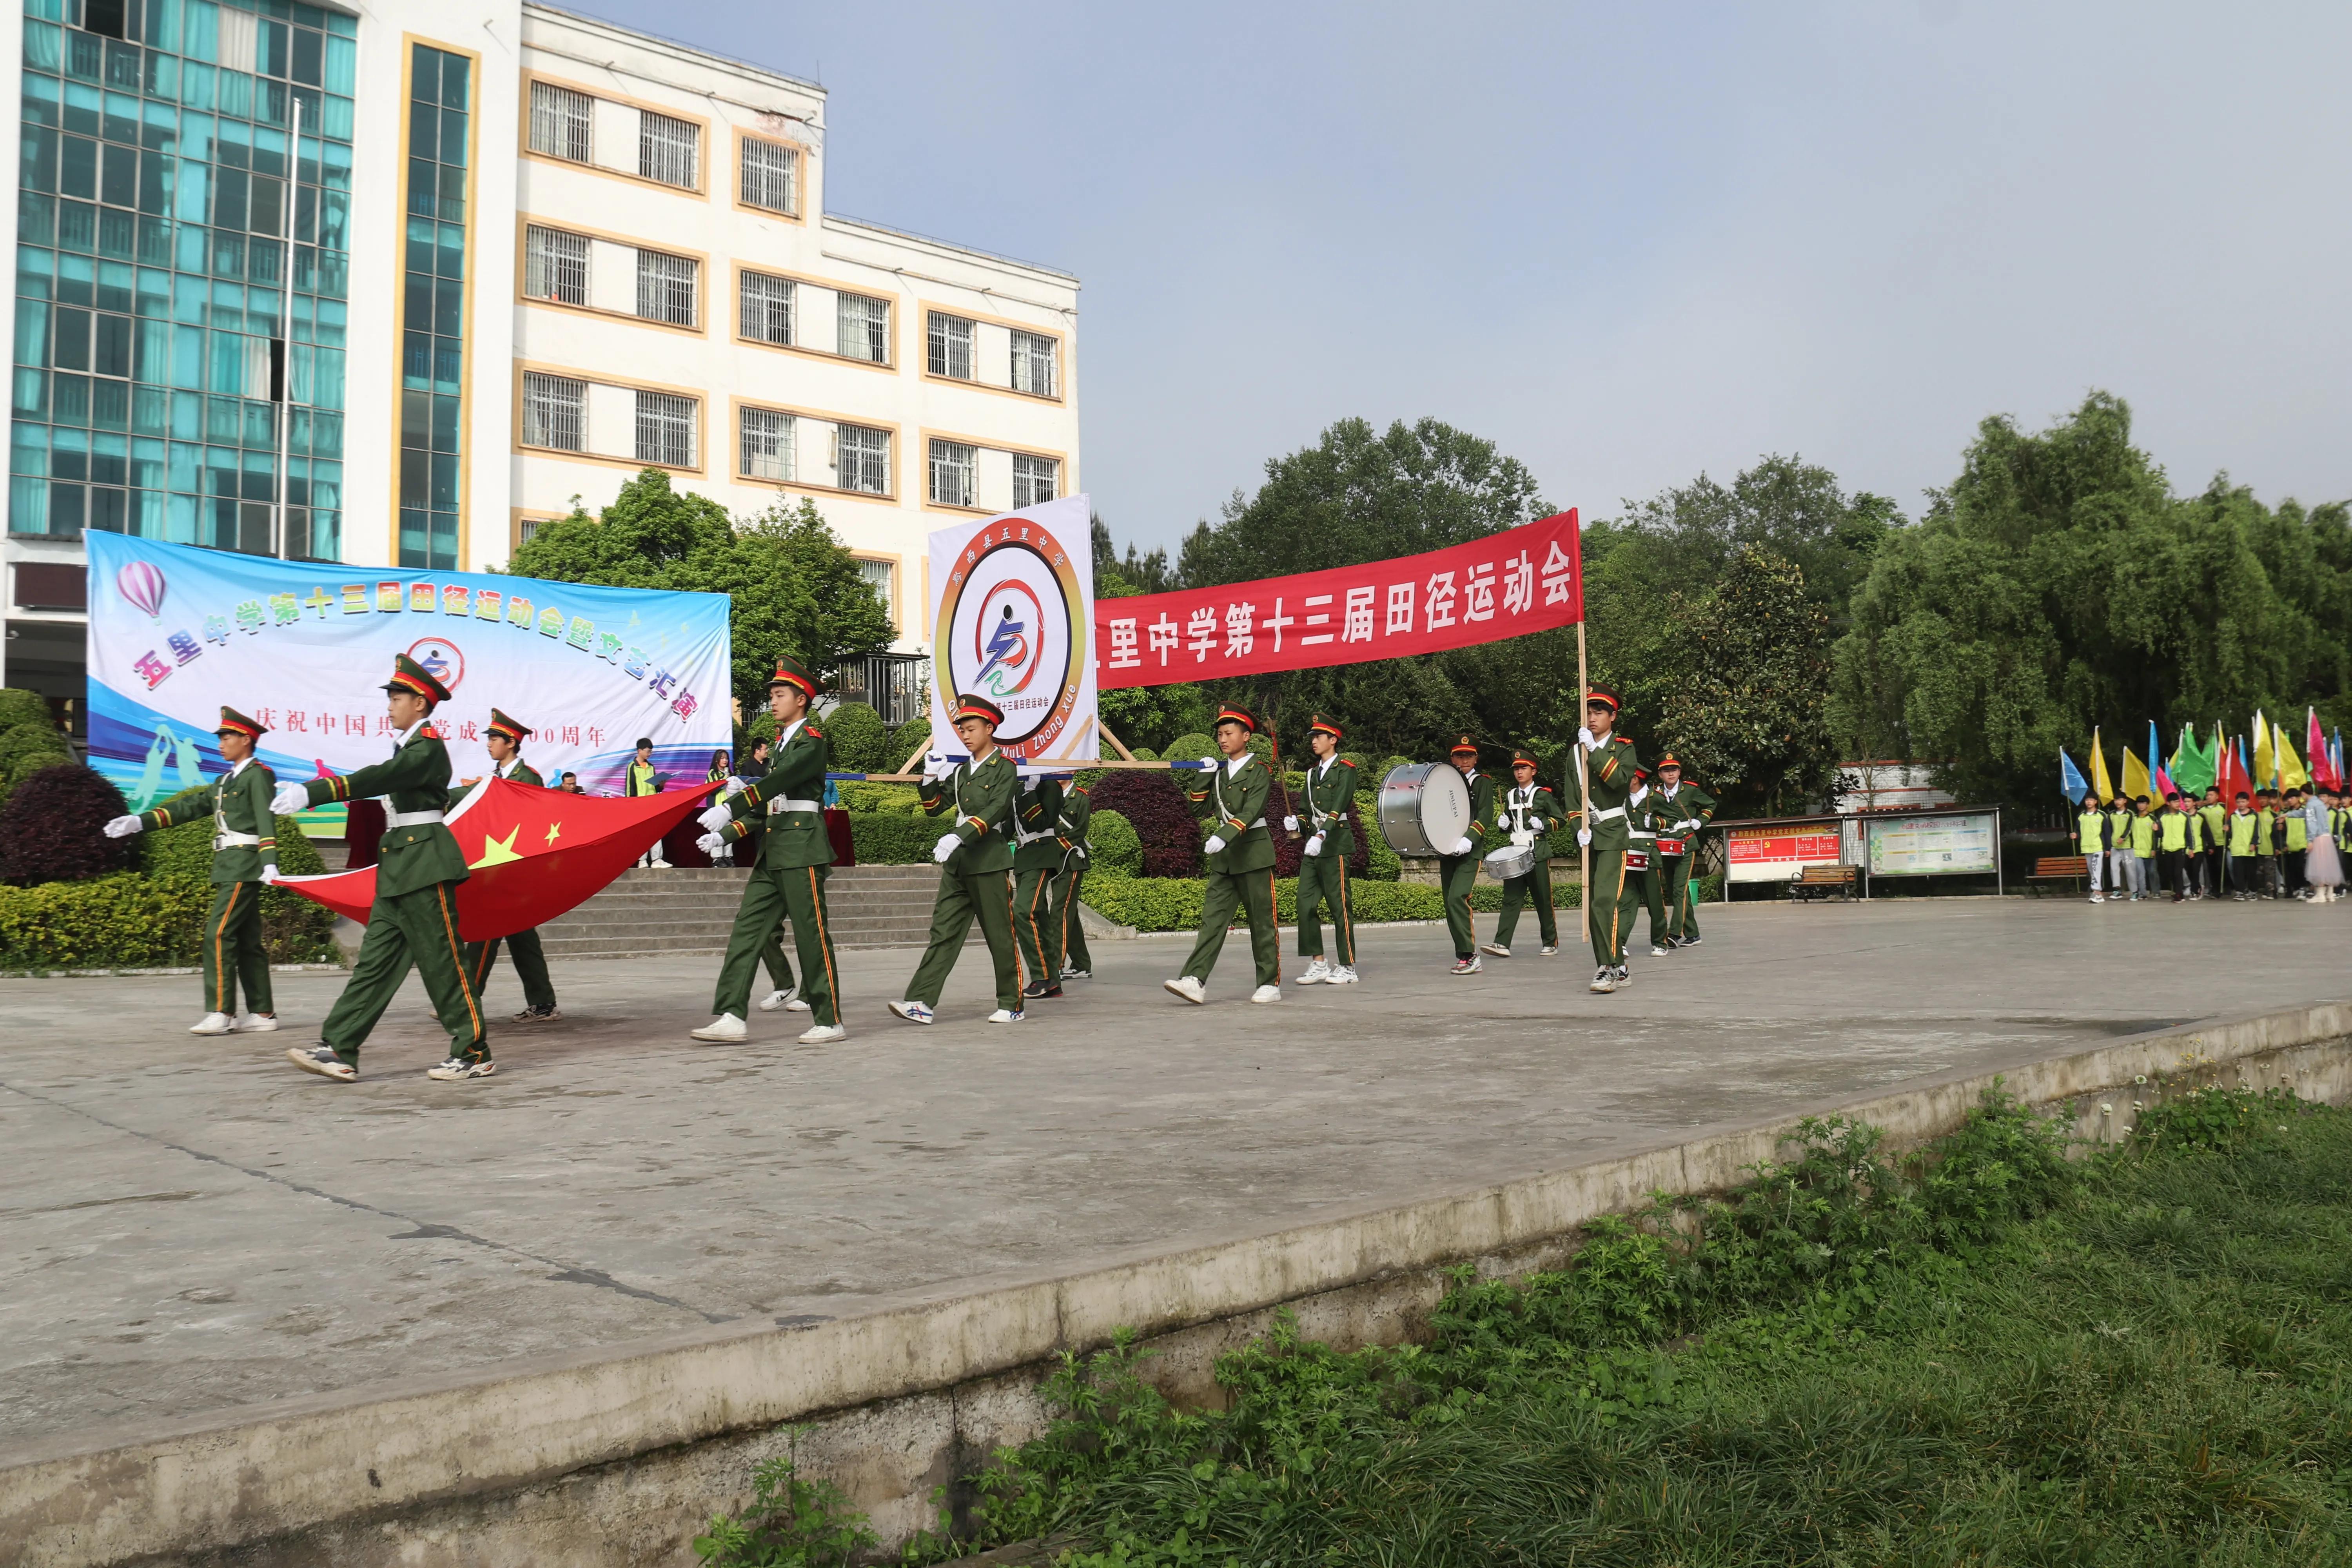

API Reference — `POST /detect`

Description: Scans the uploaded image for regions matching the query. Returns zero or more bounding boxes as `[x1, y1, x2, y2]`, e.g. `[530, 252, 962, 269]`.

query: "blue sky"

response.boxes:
[584, 1, 2352, 553]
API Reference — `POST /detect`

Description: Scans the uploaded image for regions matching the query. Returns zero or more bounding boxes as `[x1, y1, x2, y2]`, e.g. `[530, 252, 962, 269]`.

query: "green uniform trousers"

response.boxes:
[1632, 855, 1669, 947]
[1661, 853, 1700, 941]
[1013, 867, 1063, 989]
[1493, 857, 1556, 949]
[713, 865, 840, 1025]
[463, 926, 556, 1013]
[323, 880, 486, 1064]
[1294, 851, 1355, 963]
[1052, 866, 1093, 975]
[906, 866, 1022, 1011]
[1438, 852, 1481, 958]
[1586, 842, 1637, 968]
[760, 929, 795, 993]
[200, 881, 272, 1017]
[1182, 865, 1280, 988]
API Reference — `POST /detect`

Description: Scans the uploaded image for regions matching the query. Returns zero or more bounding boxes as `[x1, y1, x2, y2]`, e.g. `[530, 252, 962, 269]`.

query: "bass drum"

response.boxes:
[1378, 762, 1473, 858]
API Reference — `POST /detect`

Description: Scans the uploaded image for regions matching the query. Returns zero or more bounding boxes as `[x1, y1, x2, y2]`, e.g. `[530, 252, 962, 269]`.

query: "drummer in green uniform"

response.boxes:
[1561, 688, 1643, 993]
[1625, 767, 1674, 957]
[272, 653, 492, 1081]
[1287, 714, 1359, 985]
[104, 706, 282, 1037]
[1438, 735, 1500, 975]
[1480, 747, 1564, 959]
[1648, 755, 1717, 947]
[1165, 704, 1282, 1005]
[1049, 779, 1095, 983]
[890, 694, 1024, 1024]
[1014, 768, 1069, 1000]
[454, 708, 562, 1024]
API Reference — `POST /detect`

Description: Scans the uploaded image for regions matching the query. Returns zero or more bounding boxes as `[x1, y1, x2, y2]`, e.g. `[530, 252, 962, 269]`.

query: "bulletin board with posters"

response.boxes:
[1725, 820, 1846, 883]
[1863, 809, 2000, 877]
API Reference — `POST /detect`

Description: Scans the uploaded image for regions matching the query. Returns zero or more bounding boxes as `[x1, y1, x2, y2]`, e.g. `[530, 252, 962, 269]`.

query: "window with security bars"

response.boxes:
[858, 558, 895, 617]
[640, 111, 699, 188]
[740, 138, 798, 214]
[522, 372, 585, 452]
[524, 225, 588, 305]
[529, 83, 592, 163]
[927, 312, 974, 379]
[740, 407, 795, 482]
[928, 439, 977, 507]
[836, 424, 891, 495]
[838, 293, 890, 363]
[1012, 454, 1059, 508]
[739, 271, 795, 345]
[1011, 330, 1058, 396]
[636, 391, 697, 467]
[637, 250, 699, 327]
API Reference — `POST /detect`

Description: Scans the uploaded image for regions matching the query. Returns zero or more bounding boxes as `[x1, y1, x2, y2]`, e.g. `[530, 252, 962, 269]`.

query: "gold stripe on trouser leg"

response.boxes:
[434, 883, 485, 1050]
[1338, 858, 1353, 966]
[809, 867, 839, 1026]
[210, 882, 242, 1013]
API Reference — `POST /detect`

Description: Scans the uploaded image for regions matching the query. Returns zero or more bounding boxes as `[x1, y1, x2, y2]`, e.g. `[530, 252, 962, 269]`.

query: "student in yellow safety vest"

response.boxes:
[2282, 788, 2310, 899]
[2226, 792, 2259, 900]
[2105, 797, 2135, 900]
[2158, 792, 2196, 903]
[2125, 796, 2156, 900]
[2197, 787, 2228, 898]
[2076, 793, 2112, 904]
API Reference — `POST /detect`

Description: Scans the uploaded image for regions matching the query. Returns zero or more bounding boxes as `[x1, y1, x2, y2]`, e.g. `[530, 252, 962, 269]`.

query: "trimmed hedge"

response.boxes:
[835, 781, 922, 814]
[1087, 769, 1201, 879]
[1077, 870, 1724, 933]
[1088, 809, 1142, 877]
[144, 815, 327, 879]
[0, 873, 340, 971]
[848, 811, 936, 865]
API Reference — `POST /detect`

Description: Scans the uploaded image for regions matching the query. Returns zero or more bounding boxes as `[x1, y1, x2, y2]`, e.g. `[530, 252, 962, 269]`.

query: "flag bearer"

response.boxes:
[104, 706, 281, 1036]
[1289, 714, 1360, 984]
[1014, 769, 1069, 1000]
[1437, 735, 1500, 975]
[1051, 779, 1096, 982]
[1651, 756, 1717, 946]
[890, 694, 1024, 1025]
[690, 656, 844, 1045]
[1165, 705, 1282, 1005]
[2077, 793, 2110, 903]
[1562, 690, 1644, 993]
[2198, 788, 2227, 898]
[270, 654, 490, 1082]
[1480, 748, 1563, 958]
[454, 709, 563, 1024]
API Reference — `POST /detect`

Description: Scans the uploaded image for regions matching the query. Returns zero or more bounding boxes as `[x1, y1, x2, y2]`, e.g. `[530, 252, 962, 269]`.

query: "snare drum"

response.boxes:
[1624, 848, 1650, 872]
[1483, 843, 1538, 881]
[1655, 837, 1686, 857]
[1377, 762, 1472, 858]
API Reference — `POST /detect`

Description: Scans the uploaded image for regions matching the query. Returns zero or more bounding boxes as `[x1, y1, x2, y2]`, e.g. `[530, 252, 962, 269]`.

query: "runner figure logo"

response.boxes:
[406, 636, 465, 695]
[936, 515, 1087, 757]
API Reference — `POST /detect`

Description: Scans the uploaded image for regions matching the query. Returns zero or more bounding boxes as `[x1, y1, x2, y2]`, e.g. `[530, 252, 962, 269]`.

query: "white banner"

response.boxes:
[926, 495, 1097, 763]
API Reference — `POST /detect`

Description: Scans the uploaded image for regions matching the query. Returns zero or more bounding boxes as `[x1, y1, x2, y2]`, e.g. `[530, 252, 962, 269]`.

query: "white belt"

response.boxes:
[1590, 805, 1626, 822]
[385, 809, 444, 828]
[766, 797, 821, 815]
[213, 831, 260, 849]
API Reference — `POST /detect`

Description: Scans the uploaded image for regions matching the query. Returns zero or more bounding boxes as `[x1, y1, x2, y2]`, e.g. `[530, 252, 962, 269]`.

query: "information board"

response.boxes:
[1726, 822, 1844, 883]
[1865, 811, 1998, 876]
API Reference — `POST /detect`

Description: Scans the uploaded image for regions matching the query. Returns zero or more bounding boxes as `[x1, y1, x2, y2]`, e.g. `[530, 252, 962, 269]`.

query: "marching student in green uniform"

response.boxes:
[1288, 714, 1360, 985]
[691, 656, 844, 1044]
[1625, 766, 1674, 956]
[272, 654, 490, 1082]
[1165, 704, 1282, 1004]
[1438, 734, 1500, 975]
[1650, 755, 1717, 946]
[1050, 780, 1095, 982]
[1561, 688, 1644, 993]
[733, 733, 811, 1018]
[1014, 769, 1069, 1000]
[1480, 747, 1563, 958]
[453, 709, 562, 1023]
[889, 693, 1025, 1025]
[105, 706, 282, 1036]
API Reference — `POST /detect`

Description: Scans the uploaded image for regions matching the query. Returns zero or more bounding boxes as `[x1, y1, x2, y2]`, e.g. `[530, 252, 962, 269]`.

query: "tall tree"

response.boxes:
[1091, 512, 1173, 597]
[1653, 546, 1837, 817]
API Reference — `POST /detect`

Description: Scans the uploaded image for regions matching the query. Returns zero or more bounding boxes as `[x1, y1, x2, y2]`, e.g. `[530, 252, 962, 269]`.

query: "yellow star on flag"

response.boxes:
[468, 826, 524, 869]
[544, 820, 563, 847]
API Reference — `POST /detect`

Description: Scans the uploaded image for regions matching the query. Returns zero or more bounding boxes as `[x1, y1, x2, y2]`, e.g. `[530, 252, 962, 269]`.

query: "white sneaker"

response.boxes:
[1613, 965, 1631, 987]
[2089, 893, 2103, 904]
[1540, 944, 1559, 956]
[189, 1012, 234, 1036]
[649, 858, 671, 869]
[1650, 944, 1670, 957]
[1589, 968, 1616, 993]
[1062, 967, 1091, 980]
[986, 1008, 1025, 1024]
[287, 1043, 357, 1080]
[1298, 957, 1330, 985]
[757, 987, 797, 1012]
[690, 1013, 747, 1043]
[797, 1024, 847, 1044]
[1325, 965, 1359, 985]
[1250, 985, 1281, 1004]
[1478, 942, 1511, 957]
[425, 1056, 496, 1080]
[887, 1000, 935, 1025]
[1163, 975, 1207, 1005]
[231, 1011, 278, 1033]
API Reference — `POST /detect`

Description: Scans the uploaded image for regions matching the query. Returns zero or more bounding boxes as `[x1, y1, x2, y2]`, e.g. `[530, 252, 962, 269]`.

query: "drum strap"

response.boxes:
[1590, 804, 1626, 822]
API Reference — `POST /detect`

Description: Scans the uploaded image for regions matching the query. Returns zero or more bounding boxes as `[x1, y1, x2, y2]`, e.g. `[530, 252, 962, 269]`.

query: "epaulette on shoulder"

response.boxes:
[418, 724, 441, 740]
[1337, 757, 1358, 768]
[1072, 783, 1090, 795]
[804, 724, 823, 739]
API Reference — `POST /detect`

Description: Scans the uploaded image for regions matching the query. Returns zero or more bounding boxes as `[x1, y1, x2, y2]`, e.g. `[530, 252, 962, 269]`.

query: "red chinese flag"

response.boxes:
[279, 777, 722, 941]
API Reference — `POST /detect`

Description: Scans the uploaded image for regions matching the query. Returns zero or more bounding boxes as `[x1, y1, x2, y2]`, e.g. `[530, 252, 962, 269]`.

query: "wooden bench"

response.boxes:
[2027, 854, 2089, 895]
[1790, 864, 1857, 902]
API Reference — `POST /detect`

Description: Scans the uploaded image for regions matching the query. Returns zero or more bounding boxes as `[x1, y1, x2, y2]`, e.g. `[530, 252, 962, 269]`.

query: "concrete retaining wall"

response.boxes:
[7, 1002, 2348, 1568]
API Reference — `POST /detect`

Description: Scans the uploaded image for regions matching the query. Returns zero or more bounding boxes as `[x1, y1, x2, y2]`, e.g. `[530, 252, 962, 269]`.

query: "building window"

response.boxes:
[524, 225, 588, 305]
[529, 82, 592, 163]
[927, 312, 974, 379]
[1011, 330, 1058, 397]
[639, 111, 699, 189]
[1012, 454, 1059, 508]
[517, 515, 550, 547]
[636, 390, 696, 467]
[740, 407, 794, 482]
[858, 557, 894, 617]
[636, 250, 699, 327]
[738, 270, 794, 346]
[740, 138, 797, 214]
[521, 372, 585, 452]
[836, 424, 891, 495]
[837, 293, 889, 364]
[928, 439, 976, 508]
[399, 43, 472, 570]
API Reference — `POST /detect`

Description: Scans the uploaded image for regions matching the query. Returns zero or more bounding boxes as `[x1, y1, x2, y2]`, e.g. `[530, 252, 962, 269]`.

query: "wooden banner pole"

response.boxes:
[1577, 620, 1591, 946]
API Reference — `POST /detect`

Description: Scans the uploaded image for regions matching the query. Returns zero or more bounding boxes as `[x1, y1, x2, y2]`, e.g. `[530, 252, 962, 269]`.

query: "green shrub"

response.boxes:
[1079, 873, 1450, 932]
[144, 815, 327, 879]
[819, 701, 887, 773]
[1363, 823, 1402, 881]
[1087, 809, 1142, 877]
[0, 688, 51, 730]
[1165, 732, 1214, 766]
[886, 716, 932, 773]
[0, 872, 339, 969]
[833, 781, 920, 814]
[846, 811, 937, 865]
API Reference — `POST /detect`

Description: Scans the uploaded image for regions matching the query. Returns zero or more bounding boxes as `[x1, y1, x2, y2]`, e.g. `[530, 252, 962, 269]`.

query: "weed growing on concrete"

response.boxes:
[691, 1446, 874, 1568]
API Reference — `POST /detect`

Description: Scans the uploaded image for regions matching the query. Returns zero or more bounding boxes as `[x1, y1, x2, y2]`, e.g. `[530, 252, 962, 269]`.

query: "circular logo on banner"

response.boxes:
[936, 518, 1086, 754]
[405, 636, 466, 695]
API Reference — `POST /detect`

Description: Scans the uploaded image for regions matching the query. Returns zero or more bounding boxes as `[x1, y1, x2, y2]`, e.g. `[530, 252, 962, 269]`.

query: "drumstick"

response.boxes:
[1577, 621, 1590, 945]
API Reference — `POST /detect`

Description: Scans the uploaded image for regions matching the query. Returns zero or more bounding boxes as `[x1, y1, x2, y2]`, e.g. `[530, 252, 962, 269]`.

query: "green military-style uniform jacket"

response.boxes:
[1561, 733, 1641, 842]
[1497, 779, 1564, 855]
[1457, 768, 1501, 855]
[718, 720, 835, 869]
[1056, 782, 1093, 869]
[922, 748, 1017, 873]
[303, 722, 467, 897]
[1296, 754, 1358, 855]
[1190, 754, 1275, 873]
[1646, 779, 1717, 849]
[1562, 728, 1643, 969]
[1013, 775, 1067, 874]
[143, 758, 280, 883]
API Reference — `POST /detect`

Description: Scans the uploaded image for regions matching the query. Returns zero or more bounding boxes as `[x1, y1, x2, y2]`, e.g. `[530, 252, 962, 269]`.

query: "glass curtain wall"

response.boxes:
[397, 42, 468, 570]
[13, 0, 355, 559]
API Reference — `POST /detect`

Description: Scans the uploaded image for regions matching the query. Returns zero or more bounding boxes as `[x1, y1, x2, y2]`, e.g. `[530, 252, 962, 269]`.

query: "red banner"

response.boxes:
[1094, 510, 1582, 690]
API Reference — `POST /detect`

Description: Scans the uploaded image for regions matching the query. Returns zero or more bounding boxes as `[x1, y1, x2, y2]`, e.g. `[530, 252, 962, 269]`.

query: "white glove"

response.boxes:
[933, 834, 959, 864]
[695, 831, 726, 855]
[1304, 834, 1325, 858]
[1452, 836, 1474, 855]
[924, 753, 954, 782]
[103, 814, 143, 838]
[1628, 785, 1649, 808]
[1577, 827, 1593, 847]
[1198, 756, 1218, 771]
[697, 802, 733, 832]
[271, 782, 309, 815]
[259, 865, 282, 884]
[1203, 834, 1227, 856]
[1282, 815, 1299, 833]
[1576, 726, 1598, 750]
[721, 775, 748, 799]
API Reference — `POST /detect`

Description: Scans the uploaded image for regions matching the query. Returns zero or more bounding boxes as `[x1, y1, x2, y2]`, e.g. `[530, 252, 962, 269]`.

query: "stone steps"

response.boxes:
[534, 865, 980, 956]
